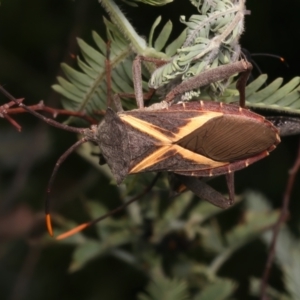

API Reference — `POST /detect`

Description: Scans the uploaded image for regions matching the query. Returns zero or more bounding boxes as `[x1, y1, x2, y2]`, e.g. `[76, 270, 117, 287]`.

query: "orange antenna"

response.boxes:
[0, 86, 93, 237]
[55, 173, 160, 240]
[250, 53, 288, 67]
[45, 137, 90, 236]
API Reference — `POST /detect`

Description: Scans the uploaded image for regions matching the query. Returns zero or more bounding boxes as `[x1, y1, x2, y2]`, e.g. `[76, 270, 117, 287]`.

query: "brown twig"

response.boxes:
[0, 98, 24, 131]
[6, 101, 100, 124]
[3, 114, 22, 132]
[260, 137, 300, 299]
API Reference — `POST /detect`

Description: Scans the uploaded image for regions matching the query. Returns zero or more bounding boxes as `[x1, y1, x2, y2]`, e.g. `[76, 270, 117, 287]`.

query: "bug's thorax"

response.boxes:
[97, 108, 131, 184]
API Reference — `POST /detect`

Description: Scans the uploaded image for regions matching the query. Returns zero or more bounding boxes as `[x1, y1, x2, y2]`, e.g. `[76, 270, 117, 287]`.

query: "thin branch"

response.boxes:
[3, 114, 22, 131]
[6, 101, 99, 124]
[260, 137, 300, 300]
[0, 98, 24, 131]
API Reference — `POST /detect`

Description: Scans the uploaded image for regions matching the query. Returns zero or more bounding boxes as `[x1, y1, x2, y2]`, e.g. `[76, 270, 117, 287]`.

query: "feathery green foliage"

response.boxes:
[138, 276, 189, 300]
[120, 0, 173, 6]
[50, 180, 280, 298]
[53, 0, 300, 115]
[223, 75, 300, 115]
[48, 0, 300, 299]
[52, 21, 138, 119]
[193, 279, 236, 300]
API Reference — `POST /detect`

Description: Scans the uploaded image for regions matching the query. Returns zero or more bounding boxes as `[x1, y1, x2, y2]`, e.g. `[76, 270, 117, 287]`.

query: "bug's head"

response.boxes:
[96, 108, 130, 185]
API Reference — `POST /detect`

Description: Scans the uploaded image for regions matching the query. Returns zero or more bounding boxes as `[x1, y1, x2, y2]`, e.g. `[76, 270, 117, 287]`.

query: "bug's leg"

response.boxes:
[225, 172, 235, 205]
[132, 55, 169, 109]
[132, 55, 144, 108]
[175, 175, 233, 209]
[109, 55, 156, 111]
[111, 89, 156, 112]
[235, 61, 253, 108]
[105, 40, 125, 112]
[164, 60, 252, 103]
[168, 173, 188, 196]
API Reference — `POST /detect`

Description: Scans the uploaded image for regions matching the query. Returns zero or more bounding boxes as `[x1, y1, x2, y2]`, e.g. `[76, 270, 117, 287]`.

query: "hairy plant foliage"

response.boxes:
[48, 0, 300, 299]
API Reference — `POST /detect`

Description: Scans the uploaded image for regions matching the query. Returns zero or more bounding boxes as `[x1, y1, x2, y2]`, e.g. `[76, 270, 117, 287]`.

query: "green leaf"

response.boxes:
[53, 19, 148, 119]
[165, 29, 187, 56]
[138, 277, 189, 300]
[77, 38, 104, 69]
[226, 75, 300, 115]
[100, 0, 148, 55]
[154, 20, 173, 51]
[206, 192, 280, 274]
[193, 279, 236, 300]
[250, 277, 291, 300]
[246, 76, 300, 114]
[261, 226, 300, 299]
[69, 239, 103, 272]
[121, 0, 173, 6]
[52, 83, 83, 104]
[149, 16, 162, 47]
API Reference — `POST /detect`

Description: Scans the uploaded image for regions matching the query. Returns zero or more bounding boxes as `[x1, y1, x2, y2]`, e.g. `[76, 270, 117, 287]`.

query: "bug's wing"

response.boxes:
[122, 105, 279, 177]
[120, 110, 228, 175]
[176, 114, 278, 161]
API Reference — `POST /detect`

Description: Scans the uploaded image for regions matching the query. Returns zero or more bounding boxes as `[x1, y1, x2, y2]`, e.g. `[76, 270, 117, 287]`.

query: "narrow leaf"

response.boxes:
[193, 280, 236, 300]
[154, 20, 173, 51]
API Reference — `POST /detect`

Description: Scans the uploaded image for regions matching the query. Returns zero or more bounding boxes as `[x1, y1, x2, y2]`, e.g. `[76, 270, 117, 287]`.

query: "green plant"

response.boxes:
[47, 0, 300, 298]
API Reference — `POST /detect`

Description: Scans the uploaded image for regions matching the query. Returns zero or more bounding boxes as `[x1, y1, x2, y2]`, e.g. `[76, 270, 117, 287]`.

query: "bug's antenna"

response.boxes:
[45, 137, 90, 237]
[250, 53, 288, 67]
[55, 173, 161, 240]
[250, 53, 289, 85]
[0, 86, 98, 237]
[0, 85, 86, 134]
[241, 49, 289, 87]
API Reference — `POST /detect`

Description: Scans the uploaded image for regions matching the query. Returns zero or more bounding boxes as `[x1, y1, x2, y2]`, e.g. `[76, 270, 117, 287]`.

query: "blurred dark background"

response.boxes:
[0, 0, 300, 299]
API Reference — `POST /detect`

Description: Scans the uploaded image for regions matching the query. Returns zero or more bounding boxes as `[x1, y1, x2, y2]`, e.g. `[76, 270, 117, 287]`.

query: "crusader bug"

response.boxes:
[0, 58, 280, 239]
